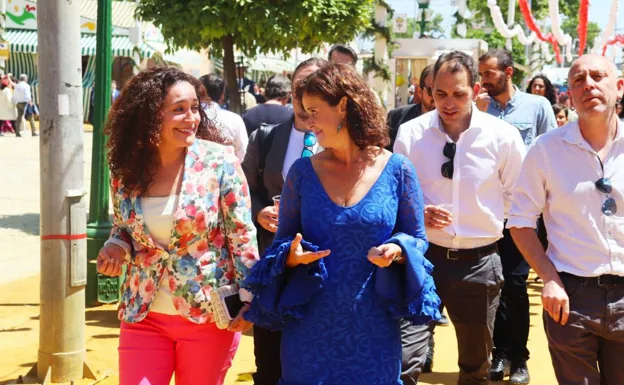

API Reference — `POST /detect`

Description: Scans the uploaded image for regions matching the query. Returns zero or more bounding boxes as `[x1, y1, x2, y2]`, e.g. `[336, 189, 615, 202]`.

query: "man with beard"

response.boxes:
[476, 49, 557, 385]
[387, 65, 435, 150]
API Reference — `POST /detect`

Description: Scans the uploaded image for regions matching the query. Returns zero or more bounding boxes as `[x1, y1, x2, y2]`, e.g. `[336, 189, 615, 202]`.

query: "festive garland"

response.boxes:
[486, 0, 537, 45]
[364, 19, 393, 44]
[363, 55, 391, 82]
[518, 0, 562, 64]
[578, 0, 589, 56]
[594, 0, 618, 55]
[602, 35, 624, 56]
[547, 0, 572, 62]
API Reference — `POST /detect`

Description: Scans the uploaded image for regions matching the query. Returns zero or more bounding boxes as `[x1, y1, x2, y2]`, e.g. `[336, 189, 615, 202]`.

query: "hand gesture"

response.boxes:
[424, 205, 453, 229]
[286, 233, 331, 268]
[96, 243, 128, 277]
[475, 89, 491, 112]
[542, 279, 570, 325]
[228, 304, 253, 332]
[257, 206, 279, 233]
[367, 243, 402, 268]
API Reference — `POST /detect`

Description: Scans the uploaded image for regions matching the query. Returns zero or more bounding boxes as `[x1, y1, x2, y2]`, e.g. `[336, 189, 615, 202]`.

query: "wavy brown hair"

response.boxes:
[105, 66, 226, 193]
[294, 62, 389, 149]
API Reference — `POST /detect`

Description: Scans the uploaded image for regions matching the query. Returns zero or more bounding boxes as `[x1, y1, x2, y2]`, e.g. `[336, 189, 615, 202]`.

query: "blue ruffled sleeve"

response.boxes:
[375, 155, 441, 325]
[243, 159, 326, 330]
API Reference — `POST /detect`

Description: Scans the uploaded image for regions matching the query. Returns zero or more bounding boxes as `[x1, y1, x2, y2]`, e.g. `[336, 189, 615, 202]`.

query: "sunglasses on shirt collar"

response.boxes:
[441, 141, 456, 179]
[595, 177, 617, 216]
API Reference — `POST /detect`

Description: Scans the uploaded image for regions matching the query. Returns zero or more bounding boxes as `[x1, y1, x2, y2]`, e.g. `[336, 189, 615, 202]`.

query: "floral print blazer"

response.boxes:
[108, 140, 259, 324]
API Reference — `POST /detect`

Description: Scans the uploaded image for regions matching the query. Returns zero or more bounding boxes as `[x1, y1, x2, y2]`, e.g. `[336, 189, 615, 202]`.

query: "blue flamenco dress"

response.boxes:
[244, 154, 440, 385]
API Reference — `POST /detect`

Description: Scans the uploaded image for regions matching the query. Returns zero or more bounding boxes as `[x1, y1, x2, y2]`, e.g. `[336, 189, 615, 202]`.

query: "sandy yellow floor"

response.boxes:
[0, 275, 556, 385]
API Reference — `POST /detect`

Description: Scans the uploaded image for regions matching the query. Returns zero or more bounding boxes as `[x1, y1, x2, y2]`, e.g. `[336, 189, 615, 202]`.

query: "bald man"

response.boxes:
[507, 54, 624, 384]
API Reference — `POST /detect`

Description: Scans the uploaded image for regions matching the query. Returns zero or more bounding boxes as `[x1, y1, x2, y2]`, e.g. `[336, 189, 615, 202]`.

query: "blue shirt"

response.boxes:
[486, 86, 557, 147]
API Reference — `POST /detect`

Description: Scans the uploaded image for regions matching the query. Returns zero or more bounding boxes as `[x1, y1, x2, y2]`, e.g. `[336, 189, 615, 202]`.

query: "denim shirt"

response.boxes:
[486, 86, 557, 147]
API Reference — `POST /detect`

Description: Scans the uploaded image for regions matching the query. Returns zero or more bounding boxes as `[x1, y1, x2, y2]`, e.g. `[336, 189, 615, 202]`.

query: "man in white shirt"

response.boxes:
[242, 57, 326, 385]
[200, 73, 248, 161]
[508, 54, 624, 384]
[12, 74, 37, 137]
[394, 51, 526, 385]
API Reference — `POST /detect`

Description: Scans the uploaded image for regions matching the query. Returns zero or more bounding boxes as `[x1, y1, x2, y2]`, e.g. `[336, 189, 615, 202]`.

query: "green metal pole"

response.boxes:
[419, 3, 429, 38]
[86, 0, 116, 306]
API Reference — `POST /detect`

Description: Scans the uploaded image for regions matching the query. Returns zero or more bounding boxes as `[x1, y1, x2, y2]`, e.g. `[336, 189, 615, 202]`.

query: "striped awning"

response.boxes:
[5, 29, 154, 58]
[6, 30, 38, 53]
[80, 35, 155, 58]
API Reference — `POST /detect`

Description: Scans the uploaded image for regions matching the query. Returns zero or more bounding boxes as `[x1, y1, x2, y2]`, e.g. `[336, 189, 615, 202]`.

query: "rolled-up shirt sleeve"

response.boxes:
[507, 140, 548, 229]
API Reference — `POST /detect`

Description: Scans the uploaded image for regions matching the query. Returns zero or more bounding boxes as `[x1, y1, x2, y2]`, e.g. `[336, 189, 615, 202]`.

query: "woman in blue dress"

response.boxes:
[245, 62, 440, 385]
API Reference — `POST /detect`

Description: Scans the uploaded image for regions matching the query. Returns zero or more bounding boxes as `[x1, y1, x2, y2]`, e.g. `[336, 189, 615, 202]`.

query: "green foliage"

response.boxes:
[363, 56, 391, 82]
[136, 0, 375, 58]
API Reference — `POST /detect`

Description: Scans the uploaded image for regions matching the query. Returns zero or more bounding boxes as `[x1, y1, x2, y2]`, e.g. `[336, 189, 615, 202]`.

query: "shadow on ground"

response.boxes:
[0, 213, 40, 236]
[86, 309, 120, 329]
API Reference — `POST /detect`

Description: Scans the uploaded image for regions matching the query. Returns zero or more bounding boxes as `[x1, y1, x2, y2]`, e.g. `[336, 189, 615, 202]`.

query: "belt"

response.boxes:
[428, 243, 498, 261]
[559, 272, 624, 286]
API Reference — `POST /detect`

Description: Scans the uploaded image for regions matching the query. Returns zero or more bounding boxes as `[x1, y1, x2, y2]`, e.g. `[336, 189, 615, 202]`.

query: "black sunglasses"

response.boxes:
[595, 177, 617, 216]
[441, 142, 456, 179]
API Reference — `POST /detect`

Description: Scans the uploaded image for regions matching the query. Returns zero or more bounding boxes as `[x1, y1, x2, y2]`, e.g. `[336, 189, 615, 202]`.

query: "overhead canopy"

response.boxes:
[5, 29, 155, 58]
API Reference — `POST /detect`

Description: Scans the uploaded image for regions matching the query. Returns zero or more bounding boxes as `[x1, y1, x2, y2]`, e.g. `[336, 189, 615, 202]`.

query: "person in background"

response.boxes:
[508, 53, 624, 385]
[237, 64, 256, 96]
[0, 77, 17, 136]
[407, 85, 416, 104]
[254, 84, 266, 104]
[200, 73, 248, 161]
[477, 48, 556, 385]
[112, 80, 121, 101]
[558, 93, 579, 122]
[97, 66, 259, 385]
[527, 74, 558, 106]
[242, 74, 292, 136]
[553, 104, 569, 127]
[388, 63, 446, 382]
[328, 44, 358, 66]
[12, 74, 37, 137]
[242, 57, 327, 385]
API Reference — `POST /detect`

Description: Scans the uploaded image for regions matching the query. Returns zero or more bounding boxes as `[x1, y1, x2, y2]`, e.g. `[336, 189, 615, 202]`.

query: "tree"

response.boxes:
[391, 14, 446, 40]
[136, 0, 375, 113]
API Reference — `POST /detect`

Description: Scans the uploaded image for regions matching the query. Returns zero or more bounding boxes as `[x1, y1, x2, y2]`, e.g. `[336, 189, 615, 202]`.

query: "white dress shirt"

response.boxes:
[205, 102, 248, 161]
[282, 125, 319, 178]
[395, 110, 526, 249]
[12, 81, 31, 104]
[507, 121, 624, 277]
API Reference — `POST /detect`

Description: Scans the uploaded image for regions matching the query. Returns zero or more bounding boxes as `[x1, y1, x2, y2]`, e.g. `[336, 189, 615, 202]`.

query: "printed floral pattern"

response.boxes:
[109, 140, 259, 324]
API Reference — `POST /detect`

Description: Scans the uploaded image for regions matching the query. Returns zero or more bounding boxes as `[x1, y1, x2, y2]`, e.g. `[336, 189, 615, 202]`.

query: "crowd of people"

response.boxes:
[94, 43, 624, 385]
[0, 73, 38, 137]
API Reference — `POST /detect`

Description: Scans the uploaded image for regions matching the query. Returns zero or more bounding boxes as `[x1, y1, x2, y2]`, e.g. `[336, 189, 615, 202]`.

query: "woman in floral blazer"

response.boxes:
[97, 66, 259, 385]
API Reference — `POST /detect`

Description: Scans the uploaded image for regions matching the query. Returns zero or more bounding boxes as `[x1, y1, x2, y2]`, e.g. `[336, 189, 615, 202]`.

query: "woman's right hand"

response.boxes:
[286, 233, 331, 268]
[97, 243, 128, 277]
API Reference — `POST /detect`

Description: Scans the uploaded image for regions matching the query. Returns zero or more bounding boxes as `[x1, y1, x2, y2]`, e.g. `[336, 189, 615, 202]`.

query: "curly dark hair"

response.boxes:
[527, 74, 557, 105]
[294, 62, 389, 149]
[105, 66, 226, 193]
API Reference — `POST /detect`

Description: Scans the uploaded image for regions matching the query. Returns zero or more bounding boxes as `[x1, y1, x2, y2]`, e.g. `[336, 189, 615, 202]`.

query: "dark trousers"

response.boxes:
[493, 227, 531, 362]
[16, 102, 36, 136]
[400, 320, 433, 384]
[252, 326, 282, 385]
[428, 245, 504, 385]
[545, 274, 624, 385]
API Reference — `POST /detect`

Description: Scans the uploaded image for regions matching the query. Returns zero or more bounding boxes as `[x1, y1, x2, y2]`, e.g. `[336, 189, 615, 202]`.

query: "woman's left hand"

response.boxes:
[227, 304, 253, 333]
[367, 243, 402, 268]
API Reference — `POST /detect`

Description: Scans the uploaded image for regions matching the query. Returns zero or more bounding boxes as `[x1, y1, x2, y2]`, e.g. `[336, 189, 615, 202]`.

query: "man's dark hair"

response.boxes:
[264, 74, 291, 100]
[553, 104, 568, 118]
[293, 58, 329, 80]
[199, 73, 225, 102]
[419, 64, 434, 89]
[478, 48, 514, 71]
[433, 50, 478, 87]
[328, 44, 358, 65]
